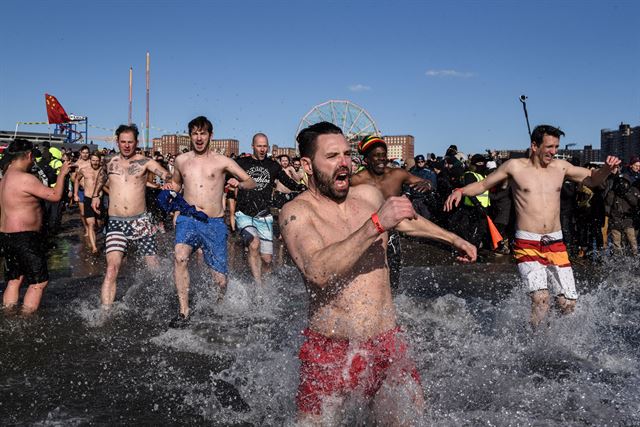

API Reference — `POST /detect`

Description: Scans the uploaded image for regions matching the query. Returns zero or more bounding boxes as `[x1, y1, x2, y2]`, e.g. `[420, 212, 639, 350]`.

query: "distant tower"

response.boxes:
[145, 52, 150, 150]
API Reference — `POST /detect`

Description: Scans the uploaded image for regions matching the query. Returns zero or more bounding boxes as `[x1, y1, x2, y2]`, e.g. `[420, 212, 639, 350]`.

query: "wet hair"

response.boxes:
[80, 145, 90, 152]
[90, 151, 102, 160]
[296, 121, 343, 158]
[188, 116, 213, 134]
[278, 154, 290, 162]
[252, 133, 268, 145]
[6, 138, 34, 160]
[531, 125, 565, 147]
[115, 124, 139, 141]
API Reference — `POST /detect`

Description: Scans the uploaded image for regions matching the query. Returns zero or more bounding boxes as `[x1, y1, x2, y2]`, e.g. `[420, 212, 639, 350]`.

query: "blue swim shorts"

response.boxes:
[234, 210, 273, 255]
[175, 215, 228, 274]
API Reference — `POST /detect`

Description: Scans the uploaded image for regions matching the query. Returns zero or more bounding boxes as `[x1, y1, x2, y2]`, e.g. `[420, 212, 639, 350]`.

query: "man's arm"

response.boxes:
[444, 161, 511, 211]
[73, 168, 84, 201]
[169, 158, 184, 192]
[146, 159, 172, 183]
[26, 162, 74, 202]
[395, 214, 477, 262]
[401, 169, 431, 193]
[91, 165, 108, 213]
[567, 156, 620, 188]
[276, 165, 305, 192]
[225, 158, 256, 191]
[280, 191, 415, 289]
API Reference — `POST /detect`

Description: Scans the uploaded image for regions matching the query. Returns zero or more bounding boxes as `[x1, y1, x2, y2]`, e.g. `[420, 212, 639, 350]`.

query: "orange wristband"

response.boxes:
[371, 213, 385, 234]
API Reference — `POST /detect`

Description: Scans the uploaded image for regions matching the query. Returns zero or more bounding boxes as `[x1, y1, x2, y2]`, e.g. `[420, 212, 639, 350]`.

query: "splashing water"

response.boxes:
[1, 245, 639, 425]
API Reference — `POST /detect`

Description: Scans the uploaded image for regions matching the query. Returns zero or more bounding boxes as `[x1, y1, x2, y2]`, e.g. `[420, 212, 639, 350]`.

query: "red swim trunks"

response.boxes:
[296, 327, 421, 415]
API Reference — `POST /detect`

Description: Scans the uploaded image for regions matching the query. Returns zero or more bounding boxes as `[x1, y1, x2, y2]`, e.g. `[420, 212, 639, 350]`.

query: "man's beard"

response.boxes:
[314, 166, 349, 202]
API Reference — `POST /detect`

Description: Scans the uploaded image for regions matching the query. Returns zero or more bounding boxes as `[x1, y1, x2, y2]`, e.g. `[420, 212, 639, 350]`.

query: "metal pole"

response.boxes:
[519, 95, 532, 140]
[129, 67, 133, 125]
[146, 52, 150, 151]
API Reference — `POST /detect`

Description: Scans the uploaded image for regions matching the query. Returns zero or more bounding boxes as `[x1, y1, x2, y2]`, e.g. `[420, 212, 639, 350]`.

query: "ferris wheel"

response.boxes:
[296, 100, 380, 142]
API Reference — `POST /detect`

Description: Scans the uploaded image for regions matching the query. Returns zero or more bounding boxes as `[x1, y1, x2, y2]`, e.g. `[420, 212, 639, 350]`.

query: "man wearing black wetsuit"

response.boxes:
[235, 133, 305, 285]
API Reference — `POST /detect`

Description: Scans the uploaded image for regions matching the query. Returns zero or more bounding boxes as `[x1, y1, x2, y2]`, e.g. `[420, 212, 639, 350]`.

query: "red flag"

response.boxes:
[45, 93, 70, 124]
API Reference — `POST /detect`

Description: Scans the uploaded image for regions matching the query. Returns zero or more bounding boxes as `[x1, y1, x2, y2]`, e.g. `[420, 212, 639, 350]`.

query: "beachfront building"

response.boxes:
[272, 144, 297, 159]
[152, 134, 190, 155]
[383, 135, 414, 163]
[601, 122, 640, 164]
[210, 139, 239, 157]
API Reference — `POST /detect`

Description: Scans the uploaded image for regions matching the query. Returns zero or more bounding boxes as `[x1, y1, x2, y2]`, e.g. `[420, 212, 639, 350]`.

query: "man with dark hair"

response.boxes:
[91, 124, 172, 310]
[235, 132, 305, 285]
[169, 116, 255, 327]
[74, 152, 104, 253]
[446, 124, 621, 327]
[0, 139, 75, 314]
[281, 122, 476, 422]
[350, 135, 433, 290]
[74, 145, 91, 237]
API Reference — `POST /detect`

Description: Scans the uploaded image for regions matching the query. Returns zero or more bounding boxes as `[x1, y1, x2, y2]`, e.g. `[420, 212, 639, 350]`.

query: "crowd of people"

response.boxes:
[0, 118, 625, 422]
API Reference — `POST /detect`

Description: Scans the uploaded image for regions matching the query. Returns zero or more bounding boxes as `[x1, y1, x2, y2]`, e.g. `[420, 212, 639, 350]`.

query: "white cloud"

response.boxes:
[348, 84, 372, 92]
[425, 69, 474, 78]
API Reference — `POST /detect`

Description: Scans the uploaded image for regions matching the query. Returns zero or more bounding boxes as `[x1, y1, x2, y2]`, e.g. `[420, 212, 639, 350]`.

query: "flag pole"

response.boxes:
[129, 67, 133, 125]
[145, 52, 150, 151]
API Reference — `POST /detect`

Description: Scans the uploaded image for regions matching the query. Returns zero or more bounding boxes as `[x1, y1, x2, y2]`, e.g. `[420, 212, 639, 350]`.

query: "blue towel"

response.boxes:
[157, 190, 209, 222]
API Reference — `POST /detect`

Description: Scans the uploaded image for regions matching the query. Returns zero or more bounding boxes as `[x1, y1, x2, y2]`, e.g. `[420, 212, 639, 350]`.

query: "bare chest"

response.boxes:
[107, 159, 148, 185]
[511, 168, 564, 197]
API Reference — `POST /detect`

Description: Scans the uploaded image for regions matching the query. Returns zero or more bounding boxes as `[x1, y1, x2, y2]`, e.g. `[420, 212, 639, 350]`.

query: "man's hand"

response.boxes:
[376, 196, 417, 231]
[452, 237, 477, 263]
[409, 180, 431, 193]
[604, 156, 621, 171]
[60, 161, 77, 176]
[91, 197, 101, 214]
[444, 189, 463, 212]
[226, 177, 240, 189]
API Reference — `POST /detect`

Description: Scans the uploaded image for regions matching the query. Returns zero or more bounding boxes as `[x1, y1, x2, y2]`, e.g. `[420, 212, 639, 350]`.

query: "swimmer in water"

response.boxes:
[445, 125, 621, 327]
[280, 122, 476, 423]
[0, 139, 75, 314]
[91, 124, 172, 310]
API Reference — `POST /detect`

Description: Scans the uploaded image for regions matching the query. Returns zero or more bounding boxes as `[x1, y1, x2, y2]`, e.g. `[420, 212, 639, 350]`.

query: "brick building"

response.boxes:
[210, 139, 239, 157]
[601, 122, 640, 164]
[271, 144, 297, 159]
[383, 135, 414, 162]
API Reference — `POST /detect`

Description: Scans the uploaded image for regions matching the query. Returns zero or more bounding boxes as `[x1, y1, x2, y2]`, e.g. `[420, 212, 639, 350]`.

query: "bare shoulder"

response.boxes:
[551, 158, 572, 171]
[350, 183, 384, 208]
[350, 169, 371, 185]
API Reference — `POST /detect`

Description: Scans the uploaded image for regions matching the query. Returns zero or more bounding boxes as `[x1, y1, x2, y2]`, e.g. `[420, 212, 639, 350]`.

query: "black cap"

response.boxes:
[471, 154, 486, 165]
[414, 154, 426, 162]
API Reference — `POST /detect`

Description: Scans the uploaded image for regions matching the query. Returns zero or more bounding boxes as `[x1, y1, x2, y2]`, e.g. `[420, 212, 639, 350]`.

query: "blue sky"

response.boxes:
[1, 0, 638, 157]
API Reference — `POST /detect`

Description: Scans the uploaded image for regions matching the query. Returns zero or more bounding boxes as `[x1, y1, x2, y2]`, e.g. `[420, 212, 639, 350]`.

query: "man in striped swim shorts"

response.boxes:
[446, 125, 620, 327]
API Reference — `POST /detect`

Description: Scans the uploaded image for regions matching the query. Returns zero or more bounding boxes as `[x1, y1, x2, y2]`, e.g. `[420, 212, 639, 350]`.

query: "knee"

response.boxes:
[530, 291, 550, 307]
[557, 296, 576, 314]
[174, 254, 189, 268]
[248, 237, 260, 252]
[262, 254, 272, 264]
[105, 262, 121, 280]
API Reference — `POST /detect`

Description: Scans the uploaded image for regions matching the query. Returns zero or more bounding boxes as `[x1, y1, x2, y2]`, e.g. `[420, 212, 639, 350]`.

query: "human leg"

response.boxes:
[101, 251, 124, 308]
[610, 228, 623, 255]
[2, 276, 24, 309]
[86, 217, 98, 253]
[22, 281, 49, 314]
[624, 227, 637, 255]
[174, 243, 194, 317]
[530, 289, 551, 328]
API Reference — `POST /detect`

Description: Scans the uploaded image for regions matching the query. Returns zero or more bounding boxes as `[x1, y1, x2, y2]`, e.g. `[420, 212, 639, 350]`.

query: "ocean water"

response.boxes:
[0, 235, 638, 426]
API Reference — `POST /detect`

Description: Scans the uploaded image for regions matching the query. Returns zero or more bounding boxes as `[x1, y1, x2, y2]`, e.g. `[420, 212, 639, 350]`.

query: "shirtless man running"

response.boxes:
[73, 145, 91, 236]
[280, 122, 476, 423]
[0, 139, 74, 314]
[445, 125, 620, 327]
[91, 124, 172, 309]
[75, 151, 103, 253]
[169, 116, 255, 326]
[351, 135, 433, 290]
